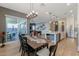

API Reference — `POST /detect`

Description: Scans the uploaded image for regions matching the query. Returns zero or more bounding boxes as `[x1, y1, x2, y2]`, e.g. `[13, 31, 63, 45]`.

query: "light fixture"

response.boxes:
[26, 10, 38, 19]
[71, 14, 74, 16]
[45, 12, 52, 15]
[51, 15, 57, 21]
[26, 3, 38, 19]
[32, 10, 35, 13]
[66, 3, 70, 6]
[35, 12, 38, 14]
[45, 12, 48, 14]
[70, 10, 73, 13]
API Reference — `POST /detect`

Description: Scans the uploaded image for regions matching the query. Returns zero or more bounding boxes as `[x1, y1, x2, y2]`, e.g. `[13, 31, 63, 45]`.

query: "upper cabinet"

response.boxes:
[50, 20, 65, 32]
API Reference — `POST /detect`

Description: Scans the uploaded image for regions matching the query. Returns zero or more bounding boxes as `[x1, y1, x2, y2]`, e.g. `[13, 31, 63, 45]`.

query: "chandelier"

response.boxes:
[26, 10, 38, 19]
[26, 3, 38, 19]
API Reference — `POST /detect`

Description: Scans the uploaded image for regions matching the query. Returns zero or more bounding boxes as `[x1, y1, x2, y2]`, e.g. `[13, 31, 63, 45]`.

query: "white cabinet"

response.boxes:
[60, 32, 65, 40]
[77, 26, 79, 51]
[46, 32, 59, 44]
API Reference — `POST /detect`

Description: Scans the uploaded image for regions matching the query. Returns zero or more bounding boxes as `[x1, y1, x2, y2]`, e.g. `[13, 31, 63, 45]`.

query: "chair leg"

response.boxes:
[53, 52, 55, 56]
[53, 48, 57, 56]
[24, 50, 27, 56]
[27, 52, 30, 56]
[49, 51, 52, 56]
[19, 46, 22, 52]
[21, 50, 23, 56]
[21, 50, 25, 56]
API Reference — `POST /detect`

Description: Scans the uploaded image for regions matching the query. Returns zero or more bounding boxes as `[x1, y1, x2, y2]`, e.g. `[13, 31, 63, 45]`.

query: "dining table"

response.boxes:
[23, 35, 48, 52]
[22, 35, 57, 56]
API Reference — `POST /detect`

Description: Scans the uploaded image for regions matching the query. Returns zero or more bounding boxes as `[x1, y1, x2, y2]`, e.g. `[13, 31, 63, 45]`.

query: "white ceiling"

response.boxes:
[0, 3, 77, 23]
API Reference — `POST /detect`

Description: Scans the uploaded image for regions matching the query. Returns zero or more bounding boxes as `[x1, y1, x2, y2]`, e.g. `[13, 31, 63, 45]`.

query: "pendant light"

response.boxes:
[26, 2, 38, 19]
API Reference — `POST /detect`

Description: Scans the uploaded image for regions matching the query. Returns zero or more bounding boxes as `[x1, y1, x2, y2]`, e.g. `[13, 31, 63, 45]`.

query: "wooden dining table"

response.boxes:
[23, 35, 48, 51]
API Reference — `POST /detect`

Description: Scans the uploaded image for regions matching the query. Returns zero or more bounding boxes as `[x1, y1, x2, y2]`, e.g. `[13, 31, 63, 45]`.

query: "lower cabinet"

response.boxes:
[46, 33, 59, 44]
[46, 32, 66, 44]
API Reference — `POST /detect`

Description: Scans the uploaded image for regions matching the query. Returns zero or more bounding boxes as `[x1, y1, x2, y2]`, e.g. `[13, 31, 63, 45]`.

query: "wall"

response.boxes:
[66, 15, 74, 38]
[0, 6, 30, 42]
[0, 13, 5, 32]
[0, 6, 26, 32]
[77, 4, 79, 51]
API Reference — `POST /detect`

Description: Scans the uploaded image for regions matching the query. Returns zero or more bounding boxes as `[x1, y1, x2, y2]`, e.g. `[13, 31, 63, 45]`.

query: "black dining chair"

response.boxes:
[36, 42, 58, 56]
[21, 36, 35, 56]
[49, 42, 58, 56]
[21, 37, 28, 56]
[19, 34, 23, 52]
[36, 47, 49, 56]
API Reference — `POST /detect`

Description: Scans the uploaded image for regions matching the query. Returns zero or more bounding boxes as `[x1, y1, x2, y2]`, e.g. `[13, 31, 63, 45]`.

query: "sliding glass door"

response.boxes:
[6, 15, 17, 42]
[5, 15, 27, 42]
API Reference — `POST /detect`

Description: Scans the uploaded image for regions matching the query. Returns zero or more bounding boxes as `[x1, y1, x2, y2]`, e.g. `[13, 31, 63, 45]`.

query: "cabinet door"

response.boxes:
[61, 22, 64, 32]
[55, 21, 58, 31]
[50, 21, 55, 31]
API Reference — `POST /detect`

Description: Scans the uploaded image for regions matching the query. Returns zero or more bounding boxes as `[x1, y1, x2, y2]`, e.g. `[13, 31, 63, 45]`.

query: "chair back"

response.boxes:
[22, 37, 28, 48]
[22, 37, 34, 52]
[19, 34, 23, 45]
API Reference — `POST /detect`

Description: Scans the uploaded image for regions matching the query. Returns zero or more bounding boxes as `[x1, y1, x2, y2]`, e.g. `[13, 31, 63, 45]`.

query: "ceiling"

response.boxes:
[0, 3, 77, 23]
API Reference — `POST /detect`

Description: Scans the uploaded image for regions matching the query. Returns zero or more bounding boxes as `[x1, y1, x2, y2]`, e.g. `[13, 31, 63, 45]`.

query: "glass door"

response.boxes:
[6, 15, 18, 42]
[5, 15, 27, 42]
[17, 18, 27, 35]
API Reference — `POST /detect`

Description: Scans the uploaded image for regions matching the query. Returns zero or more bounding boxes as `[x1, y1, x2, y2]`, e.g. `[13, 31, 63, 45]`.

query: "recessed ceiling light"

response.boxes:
[70, 10, 73, 13]
[71, 14, 74, 16]
[67, 3, 70, 6]
[45, 12, 49, 15]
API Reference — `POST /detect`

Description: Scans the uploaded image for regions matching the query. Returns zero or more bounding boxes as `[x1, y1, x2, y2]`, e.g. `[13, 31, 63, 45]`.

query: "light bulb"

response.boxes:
[67, 3, 70, 6]
[30, 12, 32, 15]
[28, 14, 30, 16]
[34, 14, 36, 17]
[70, 10, 73, 13]
[45, 12, 49, 15]
[26, 15, 28, 17]
[35, 12, 38, 14]
[32, 10, 35, 13]
[71, 14, 74, 16]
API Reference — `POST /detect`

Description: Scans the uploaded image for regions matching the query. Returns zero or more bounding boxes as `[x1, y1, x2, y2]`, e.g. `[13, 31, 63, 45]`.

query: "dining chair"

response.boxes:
[21, 36, 35, 56]
[36, 42, 58, 56]
[19, 34, 23, 52]
[36, 47, 49, 56]
[49, 44, 58, 56]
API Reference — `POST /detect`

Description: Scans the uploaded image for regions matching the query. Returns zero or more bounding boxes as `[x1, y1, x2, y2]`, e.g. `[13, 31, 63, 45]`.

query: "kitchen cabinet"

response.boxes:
[46, 32, 59, 44]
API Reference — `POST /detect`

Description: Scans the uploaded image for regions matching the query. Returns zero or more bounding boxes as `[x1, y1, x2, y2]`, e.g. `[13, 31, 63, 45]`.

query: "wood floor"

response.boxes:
[56, 38, 78, 56]
[0, 38, 79, 56]
[0, 40, 21, 56]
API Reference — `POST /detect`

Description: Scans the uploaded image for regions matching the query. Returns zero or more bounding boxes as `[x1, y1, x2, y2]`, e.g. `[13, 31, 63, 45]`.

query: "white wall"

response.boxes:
[77, 4, 79, 51]
[66, 15, 74, 38]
